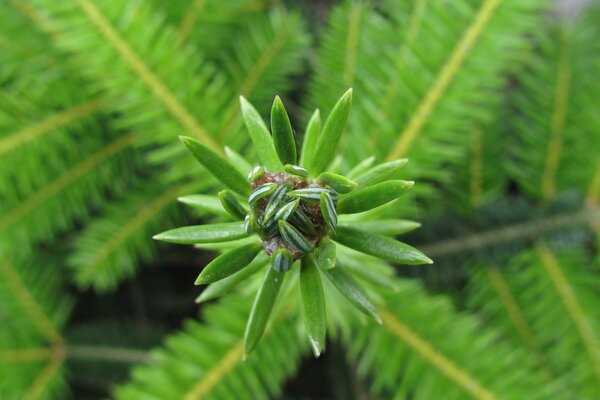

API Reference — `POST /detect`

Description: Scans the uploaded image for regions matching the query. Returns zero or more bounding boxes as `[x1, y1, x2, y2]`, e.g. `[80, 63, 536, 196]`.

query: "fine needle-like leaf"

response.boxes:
[218, 190, 248, 220]
[299, 109, 321, 169]
[271, 96, 297, 165]
[300, 255, 327, 357]
[339, 220, 421, 236]
[244, 264, 286, 355]
[177, 194, 230, 218]
[322, 264, 381, 323]
[308, 89, 352, 175]
[195, 243, 263, 284]
[346, 156, 376, 179]
[317, 172, 357, 194]
[332, 226, 433, 265]
[240, 96, 283, 171]
[320, 191, 337, 231]
[180, 136, 250, 196]
[153, 222, 248, 244]
[271, 249, 293, 272]
[337, 180, 414, 214]
[355, 159, 408, 187]
[196, 254, 268, 303]
[315, 239, 336, 270]
[224, 146, 253, 175]
[279, 220, 313, 253]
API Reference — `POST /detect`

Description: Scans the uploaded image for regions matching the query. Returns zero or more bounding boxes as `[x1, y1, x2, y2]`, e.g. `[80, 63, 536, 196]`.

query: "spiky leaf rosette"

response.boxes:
[154, 90, 432, 356]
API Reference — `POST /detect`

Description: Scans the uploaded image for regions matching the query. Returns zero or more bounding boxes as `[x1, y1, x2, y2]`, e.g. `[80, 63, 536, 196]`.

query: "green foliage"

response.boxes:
[346, 279, 560, 399]
[306, 0, 547, 196]
[0, 247, 71, 399]
[300, 255, 327, 356]
[0, 3, 140, 250]
[115, 293, 307, 399]
[466, 247, 600, 397]
[155, 93, 426, 354]
[1, 0, 599, 398]
[67, 180, 190, 292]
[506, 11, 600, 200]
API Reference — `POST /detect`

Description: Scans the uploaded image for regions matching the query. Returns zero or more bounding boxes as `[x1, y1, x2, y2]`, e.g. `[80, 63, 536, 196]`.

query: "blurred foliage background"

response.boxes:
[1, 0, 599, 398]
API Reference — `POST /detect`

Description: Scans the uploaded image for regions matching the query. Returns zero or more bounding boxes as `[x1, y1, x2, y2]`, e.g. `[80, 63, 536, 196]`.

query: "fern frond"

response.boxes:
[439, 105, 511, 214]
[151, 0, 271, 50]
[67, 179, 195, 292]
[306, 0, 546, 191]
[0, 248, 71, 399]
[0, 133, 137, 250]
[26, 0, 225, 151]
[346, 279, 558, 399]
[21, 0, 309, 292]
[506, 8, 600, 200]
[466, 246, 600, 396]
[206, 8, 310, 149]
[405, 193, 598, 289]
[0, 4, 145, 256]
[115, 293, 307, 399]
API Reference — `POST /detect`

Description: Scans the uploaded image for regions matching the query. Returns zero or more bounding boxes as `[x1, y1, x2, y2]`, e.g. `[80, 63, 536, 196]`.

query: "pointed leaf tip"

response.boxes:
[332, 226, 431, 265]
[310, 340, 322, 358]
[309, 89, 353, 175]
[271, 95, 297, 165]
[240, 95, 283, 171]
[299, 109, 322, 169]
[337, 180, 414, 214]
[195, 243, 261, 285]
[300, 256, 326, 358]
[244, 266, 285, 354]
[153, 222, 248, 244]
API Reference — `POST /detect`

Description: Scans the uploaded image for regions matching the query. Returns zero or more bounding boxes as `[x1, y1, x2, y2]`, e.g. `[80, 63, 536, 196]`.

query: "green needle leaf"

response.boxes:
[271, 96, 297, 165]
[271, 249, 293, 273]
[278, 220, 313, 253]
[244, 214, 257, 235]
[322, 265, 381, 323]
[196, 254, 268, 303]
[177, 195, 229, 218]
[195, 243, 262, 285]
[249, 183, 278, 207]
[317, 172, 357, 194]
[332, 226, 432, 265]
[224, 146, 253, 175]
[153, 222, 248, 244]
[315, 239, 336, 270]
[300, 255, 327, 357]
[346, 156, 376, 179]
[218, 190, 248, 220]
[264, 183, 292, 221]
[355, 159, 408, 187]
[287, 187, 338, 202]
[337, 180, 414, 214]
[299, 109, 321, 169]
[263, 199, 300, 236]
[290, 209, 316, 235]
[244, 264, 286, 355]
[309, 88, 352, 175]
[247, 165, 265, 182]
[240, 96, 283, 172]
[320, 191, 337, 231]
[179, 136, 250, 196]
[283, 164, 309, 178]
[339, 220, 421, 236]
